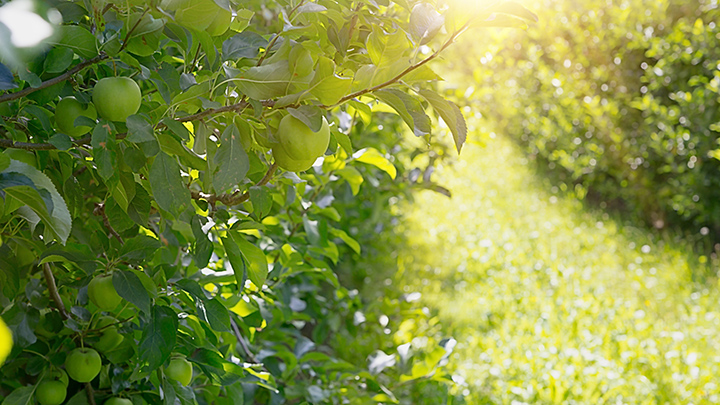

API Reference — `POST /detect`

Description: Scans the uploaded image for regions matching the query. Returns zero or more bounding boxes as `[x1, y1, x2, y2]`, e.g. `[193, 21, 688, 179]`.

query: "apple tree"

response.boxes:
[0, 0, 536, 403]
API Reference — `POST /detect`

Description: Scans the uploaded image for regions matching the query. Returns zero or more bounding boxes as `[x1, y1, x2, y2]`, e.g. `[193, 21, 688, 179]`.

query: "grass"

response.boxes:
[394, 134, 720, 404]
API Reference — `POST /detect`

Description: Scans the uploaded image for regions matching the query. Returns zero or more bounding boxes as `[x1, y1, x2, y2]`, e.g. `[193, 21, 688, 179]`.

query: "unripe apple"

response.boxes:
[165, 357, 193, 386]
[36, 380, 67, 405]
[93, 316, 124, 352]
[92, 77, 142, 122]
[55, 96, 97, 137]
[276, 114, 330, 161]
[47, 368, 69, 387]
[65, 347, 102, 383]
[88, 274, 123, 311]
[272, 144, 316, 172]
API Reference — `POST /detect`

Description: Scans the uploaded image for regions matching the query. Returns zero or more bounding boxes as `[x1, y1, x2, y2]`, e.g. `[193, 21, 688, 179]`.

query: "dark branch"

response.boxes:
[190, 163, 278, 207]
[0, 54, 108, 104]
[43, 263, 71, 320]
[94, 203, 124, 244]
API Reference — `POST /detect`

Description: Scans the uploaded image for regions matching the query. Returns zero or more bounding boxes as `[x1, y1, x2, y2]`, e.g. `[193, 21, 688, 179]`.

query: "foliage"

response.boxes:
[398, 135, 720, 404]
[0, 0, 538, 404]
[447, 0, 720, 240]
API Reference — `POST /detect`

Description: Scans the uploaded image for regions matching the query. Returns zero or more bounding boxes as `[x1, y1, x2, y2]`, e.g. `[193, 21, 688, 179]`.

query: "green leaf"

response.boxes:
[2, 161, 72, 244]
[119, 234, 162, 262]
[409, 3, 444, 44]
[353, 148, 397, 179]
[0, 153, 9, 172]
[149, 152, 191, 218]
[158, 134, 206, 170]
[249, 186, 272, 219]
[374, 89, 431, 136]
[48, 133, 72, 150]
[139, 305, 178, 371]
[223, 231, 267, 289]
[366, 26, 411, 68]
[113, 270, 152, 314]
[222, 31, 268, 60]
[213, 124, 249, 193]
[43, 47, 74, 74]
[91, 123, 118, 181]
[286, 105, 324, 132]
[50, 25, 98, 59]
[191, 215, 213, 268]
[1, 385, 34, 405]
[418, 89, 467, 153]
[198, 298, 231, 332]
[336, 166, 363, 195]
[330, 228, 361, 254]
[308, 57, 353, 106]
[126, 115, 157, 143]
[231, 231, 268, 288]
[222, 236, 247, 288]
[161, 118, 191, 141]
[235, 61, 295, 100]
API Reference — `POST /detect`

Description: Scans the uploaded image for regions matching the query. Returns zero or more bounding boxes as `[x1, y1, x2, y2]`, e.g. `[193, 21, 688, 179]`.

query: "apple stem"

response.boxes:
[43, 263, 71, 320]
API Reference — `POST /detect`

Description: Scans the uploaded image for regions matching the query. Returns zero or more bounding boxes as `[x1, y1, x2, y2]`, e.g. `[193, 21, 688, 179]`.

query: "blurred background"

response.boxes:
[377, 0, 720, 403]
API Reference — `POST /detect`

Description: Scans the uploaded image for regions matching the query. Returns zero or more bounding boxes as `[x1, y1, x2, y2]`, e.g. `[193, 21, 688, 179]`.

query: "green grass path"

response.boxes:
[397, 136, 720, 404]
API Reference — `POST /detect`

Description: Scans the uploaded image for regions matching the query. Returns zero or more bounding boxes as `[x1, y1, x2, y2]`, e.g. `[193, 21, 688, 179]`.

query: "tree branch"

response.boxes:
[94, 203, 124, 244]
[85, 382, 97, 405]
[0, 132, 127, 151]
[319, 21, 471, 109]
[230, 317, 259, 363]
[43, 263, 71, 320]
[0, 54, 108, 104]
[190, 163, 278, 207]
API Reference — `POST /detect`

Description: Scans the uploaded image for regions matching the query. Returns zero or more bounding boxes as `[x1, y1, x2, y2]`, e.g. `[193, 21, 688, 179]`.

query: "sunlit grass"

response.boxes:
[396, 135, 720, 404]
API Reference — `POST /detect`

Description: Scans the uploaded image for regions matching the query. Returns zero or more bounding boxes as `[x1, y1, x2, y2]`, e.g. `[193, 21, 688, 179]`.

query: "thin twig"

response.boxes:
[0, 54, 108, 104]
[319, 21, 472, 109]
[43, 263, 71, 320]
[0, 133, 127, 151]
[230, 317, 259, 363]
[190, 163, 278, 207]
[255, 0, 306, 66]
[93, 203, 124, 244]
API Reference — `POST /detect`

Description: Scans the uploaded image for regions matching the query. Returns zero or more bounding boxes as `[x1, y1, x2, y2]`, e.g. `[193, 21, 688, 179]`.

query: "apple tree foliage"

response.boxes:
[0, 0, 536, 403]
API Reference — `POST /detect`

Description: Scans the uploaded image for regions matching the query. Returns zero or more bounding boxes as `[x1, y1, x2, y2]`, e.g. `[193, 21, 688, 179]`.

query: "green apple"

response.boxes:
[105, 398, 133, 405]
[92, 316, 124, 352]
[88, 274, 123, 311]
[165, 357, 193, 386]
[276, 114, 330, 161]
[174, 0, 224, 31]
[47, 368, 69, 387]
[272, 144, 316, 172]
[55, 96, 97, 137]
[36, 380, 67, 405]
[205, 7, 231, 36]
[65, 348, 102, 383]
[92, 77, 142, 122]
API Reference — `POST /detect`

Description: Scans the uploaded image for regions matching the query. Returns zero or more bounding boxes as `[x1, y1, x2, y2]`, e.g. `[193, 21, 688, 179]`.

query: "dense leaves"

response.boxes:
[0, 0, 537, 403]
[450, 0, 720, 241]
